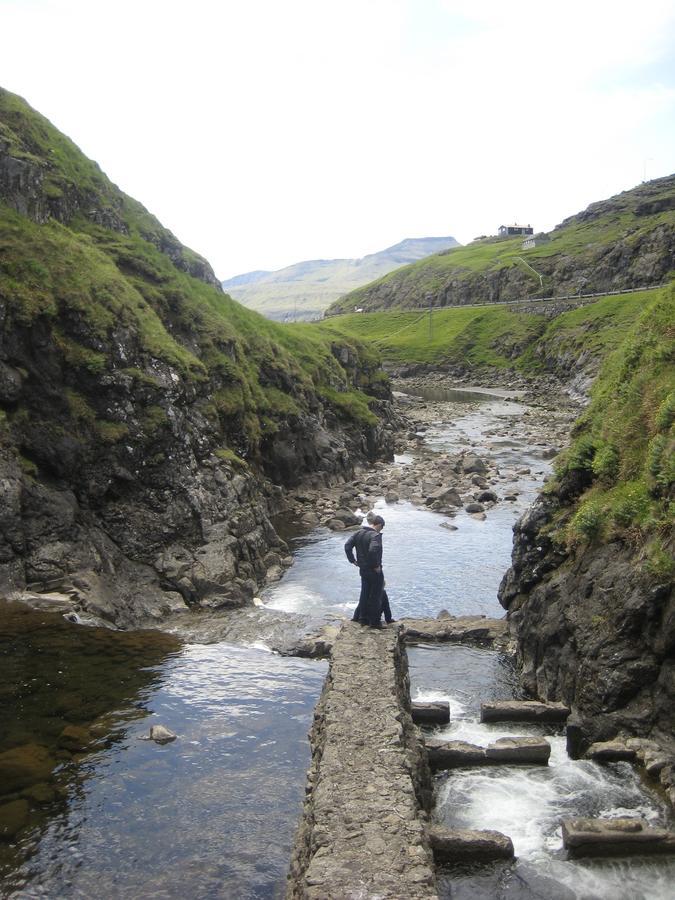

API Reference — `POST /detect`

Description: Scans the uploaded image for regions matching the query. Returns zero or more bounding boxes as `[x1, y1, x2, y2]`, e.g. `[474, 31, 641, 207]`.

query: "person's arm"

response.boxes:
[367, 532, 383, 571]
[344, 532, 358, 565]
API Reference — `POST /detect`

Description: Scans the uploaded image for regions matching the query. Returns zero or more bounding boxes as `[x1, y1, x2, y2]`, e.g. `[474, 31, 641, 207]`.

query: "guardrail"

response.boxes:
[501, 283, 667, 307]
[338, 283, 667, 317]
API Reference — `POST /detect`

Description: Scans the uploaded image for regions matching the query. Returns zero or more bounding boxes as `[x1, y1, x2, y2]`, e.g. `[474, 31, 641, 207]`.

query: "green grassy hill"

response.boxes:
[0, 86, 389, 482]
[222, 236, 459, 321]
[327, 176, 675, 314]
[553, 286, 674, 569]
[319, 289, 661, 372]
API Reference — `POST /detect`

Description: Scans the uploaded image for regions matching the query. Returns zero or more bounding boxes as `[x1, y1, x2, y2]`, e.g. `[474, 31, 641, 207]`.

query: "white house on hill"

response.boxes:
[498, 224, 534, 237]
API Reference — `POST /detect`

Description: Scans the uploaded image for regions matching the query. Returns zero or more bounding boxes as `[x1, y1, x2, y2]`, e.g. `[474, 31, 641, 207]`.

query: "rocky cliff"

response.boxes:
[499, 287, 674, 750]
[328, 175, 675, 314]
[0, 87, 396, 627]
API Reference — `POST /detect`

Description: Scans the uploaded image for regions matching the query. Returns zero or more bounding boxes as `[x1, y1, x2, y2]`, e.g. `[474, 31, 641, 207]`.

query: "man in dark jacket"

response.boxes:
[344, 515, 385, 628]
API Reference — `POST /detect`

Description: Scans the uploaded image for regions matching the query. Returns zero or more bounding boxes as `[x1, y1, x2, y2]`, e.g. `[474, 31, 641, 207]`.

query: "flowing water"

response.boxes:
[2, 387, 672, 898]
[409, 644, 675, 900]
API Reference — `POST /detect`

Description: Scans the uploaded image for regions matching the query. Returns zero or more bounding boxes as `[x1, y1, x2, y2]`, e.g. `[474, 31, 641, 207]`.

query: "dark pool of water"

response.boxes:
[402, 386, 517, 404]
[0, 603, 326, 898]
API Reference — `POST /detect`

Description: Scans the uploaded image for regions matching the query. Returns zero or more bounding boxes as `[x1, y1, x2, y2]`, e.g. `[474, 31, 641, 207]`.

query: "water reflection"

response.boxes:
[402, 386, 518, 404]
[0, 602, 181, 887]
[1, 604, 326, 898]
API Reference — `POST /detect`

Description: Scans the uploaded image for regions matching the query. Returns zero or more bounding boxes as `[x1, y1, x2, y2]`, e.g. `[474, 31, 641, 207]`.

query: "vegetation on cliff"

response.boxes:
[0, 87, 386, 479]
[553, 286, 674, 576]
[327, 175, 675, 314]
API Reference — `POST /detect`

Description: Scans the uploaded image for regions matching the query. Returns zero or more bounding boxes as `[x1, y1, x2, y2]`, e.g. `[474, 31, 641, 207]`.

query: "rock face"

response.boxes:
[286, 624, 437, 899]
[499, 496, 675, 750]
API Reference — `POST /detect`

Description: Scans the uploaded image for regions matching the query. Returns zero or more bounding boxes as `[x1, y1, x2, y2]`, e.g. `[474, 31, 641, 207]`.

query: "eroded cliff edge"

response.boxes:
[499, 287, 674, 753]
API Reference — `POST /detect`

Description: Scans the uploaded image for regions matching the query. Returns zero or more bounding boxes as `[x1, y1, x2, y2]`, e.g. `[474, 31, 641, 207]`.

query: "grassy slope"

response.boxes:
[553, 286, 674, 575]
[328, 175, 675, 313]
[0, 89, 384, 463]
[319, 290, 661, 370]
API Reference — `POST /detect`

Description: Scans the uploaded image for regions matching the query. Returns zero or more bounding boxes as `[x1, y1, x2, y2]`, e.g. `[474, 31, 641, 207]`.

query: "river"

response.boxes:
[1, 386, 672, 898]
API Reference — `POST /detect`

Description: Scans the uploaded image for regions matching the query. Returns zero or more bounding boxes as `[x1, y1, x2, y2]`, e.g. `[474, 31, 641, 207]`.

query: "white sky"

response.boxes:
[1, 0, 674, 280]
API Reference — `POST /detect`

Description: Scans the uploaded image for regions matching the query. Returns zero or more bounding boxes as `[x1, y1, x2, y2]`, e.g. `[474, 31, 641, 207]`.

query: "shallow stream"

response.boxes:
[1, 387, 672, 898]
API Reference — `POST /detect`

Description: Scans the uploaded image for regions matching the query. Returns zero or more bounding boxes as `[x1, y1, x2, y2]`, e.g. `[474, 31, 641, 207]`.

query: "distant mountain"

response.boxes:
[221, 269, 272, 288]
[222, 236, 460, 320]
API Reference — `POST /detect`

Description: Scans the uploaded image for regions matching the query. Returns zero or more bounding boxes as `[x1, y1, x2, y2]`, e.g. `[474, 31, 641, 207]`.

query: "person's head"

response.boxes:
[372, 514, 385, 532]
[366, 511, 376, 525]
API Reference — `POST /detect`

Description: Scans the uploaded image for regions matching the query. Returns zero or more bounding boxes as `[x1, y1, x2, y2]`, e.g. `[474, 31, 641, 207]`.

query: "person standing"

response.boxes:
[344, 514, 386, 628]
[362, 512, 395, 624]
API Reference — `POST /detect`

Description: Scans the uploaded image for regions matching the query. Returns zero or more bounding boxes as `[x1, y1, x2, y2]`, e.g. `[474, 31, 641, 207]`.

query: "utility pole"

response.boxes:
[426, 293, 433, 342]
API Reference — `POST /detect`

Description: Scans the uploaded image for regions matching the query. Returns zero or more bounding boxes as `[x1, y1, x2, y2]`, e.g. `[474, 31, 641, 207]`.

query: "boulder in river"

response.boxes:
[332, 508, 361, 526]
[485, 736, 551, 764]
[148, 725, 177, 744]
[0, 744, 55, 794]
[411, 700, 450, 725]
[425, 486, 462, 507]
[58, 725, 92, 752]
[426, 738, 486, 769]
[0, 798, 30, 840]
[458, 453, 487, 475]
[584, 741, 638, 763]
[325, 518, 347, 531]
[476, 490, 498, 503]
[480, 700, 570, 724]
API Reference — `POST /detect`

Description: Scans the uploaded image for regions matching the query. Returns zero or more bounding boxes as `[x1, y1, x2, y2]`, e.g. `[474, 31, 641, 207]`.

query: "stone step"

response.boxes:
[480, 700, 570, 724]
[402, 616, 509, 648]
[412, 700, 451, 725]
[426, 736, 551, 769]
[562, 817, 675, 858]
[583, 741, 637, 762]
[429, 826, 514, 862]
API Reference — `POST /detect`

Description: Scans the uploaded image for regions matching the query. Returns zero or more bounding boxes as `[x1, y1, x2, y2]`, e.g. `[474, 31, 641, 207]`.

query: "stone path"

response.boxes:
[286, 623, 438, 899]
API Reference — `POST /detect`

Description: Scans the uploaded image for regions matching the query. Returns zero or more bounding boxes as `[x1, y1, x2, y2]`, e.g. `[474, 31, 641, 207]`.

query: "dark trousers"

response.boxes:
[352, 571, 388, 625]
[380, 590, 393, 623]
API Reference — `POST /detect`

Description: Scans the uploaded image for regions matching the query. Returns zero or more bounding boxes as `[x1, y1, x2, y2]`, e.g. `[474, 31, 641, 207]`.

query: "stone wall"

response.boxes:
[286, 623, 437, 899]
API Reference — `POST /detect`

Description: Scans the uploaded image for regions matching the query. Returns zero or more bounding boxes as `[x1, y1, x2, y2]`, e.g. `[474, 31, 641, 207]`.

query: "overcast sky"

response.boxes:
[1, 0, 674, 280]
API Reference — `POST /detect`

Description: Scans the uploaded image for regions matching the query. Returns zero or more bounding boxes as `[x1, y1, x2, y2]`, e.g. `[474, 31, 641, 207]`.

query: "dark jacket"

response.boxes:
[344, 527, 382, 571]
